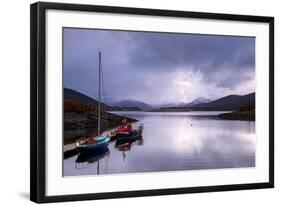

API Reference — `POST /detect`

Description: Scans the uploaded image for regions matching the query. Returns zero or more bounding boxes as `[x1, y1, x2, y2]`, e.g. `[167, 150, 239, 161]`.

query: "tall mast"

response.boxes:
[98, 51, 101, 136]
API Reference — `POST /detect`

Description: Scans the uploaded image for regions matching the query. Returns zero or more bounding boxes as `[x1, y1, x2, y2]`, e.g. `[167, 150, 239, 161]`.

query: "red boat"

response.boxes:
[114, 121, 143, 140]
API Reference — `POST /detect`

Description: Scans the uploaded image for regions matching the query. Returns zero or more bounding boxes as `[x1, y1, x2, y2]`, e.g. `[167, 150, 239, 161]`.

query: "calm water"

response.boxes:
[64, 111, 255, 176]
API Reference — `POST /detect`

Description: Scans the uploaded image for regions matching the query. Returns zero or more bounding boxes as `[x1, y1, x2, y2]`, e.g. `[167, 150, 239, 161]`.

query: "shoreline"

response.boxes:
[108, 110, 255, 122]
[217, 111, 255, 121]
[64, 110, 137, 145]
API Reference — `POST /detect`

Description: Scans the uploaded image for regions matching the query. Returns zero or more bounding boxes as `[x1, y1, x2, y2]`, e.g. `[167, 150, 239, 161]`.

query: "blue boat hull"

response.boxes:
[77, 138, 110, 153]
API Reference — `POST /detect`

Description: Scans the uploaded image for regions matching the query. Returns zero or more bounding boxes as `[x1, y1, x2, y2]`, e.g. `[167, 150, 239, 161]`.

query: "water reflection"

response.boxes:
[115, 136, 144, 162]
[64, 111, 255, 176]
[75, 149, 110, 175]
[76, 149, 110, 164]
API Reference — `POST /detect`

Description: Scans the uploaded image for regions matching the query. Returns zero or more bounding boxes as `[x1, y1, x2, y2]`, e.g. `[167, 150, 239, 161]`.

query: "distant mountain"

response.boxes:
[101, 97, 117, 106]
[158, 97, 211, 109]
[155, 102, 186, 108]
[64, 88, 112, 109]
[64, 88, 254, 112]
[64, 88, 151, 111]
[111, 99, 152, 111]
[183, 97, 212, 107]
[190, 93, 255, 111]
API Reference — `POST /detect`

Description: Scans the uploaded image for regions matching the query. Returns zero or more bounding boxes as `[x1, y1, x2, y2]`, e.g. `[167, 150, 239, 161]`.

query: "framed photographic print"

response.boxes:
[30, 2, 274, 203]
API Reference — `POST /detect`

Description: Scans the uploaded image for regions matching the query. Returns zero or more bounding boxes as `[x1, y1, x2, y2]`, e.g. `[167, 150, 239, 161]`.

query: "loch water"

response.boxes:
[63, 111, 255, 176]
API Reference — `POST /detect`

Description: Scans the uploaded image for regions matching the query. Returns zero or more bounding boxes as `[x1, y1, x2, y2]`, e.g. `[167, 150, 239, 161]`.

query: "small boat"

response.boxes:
[115, 124, 143, 141]
[76, 51, 110, 153]
[76, 136, 110, 153]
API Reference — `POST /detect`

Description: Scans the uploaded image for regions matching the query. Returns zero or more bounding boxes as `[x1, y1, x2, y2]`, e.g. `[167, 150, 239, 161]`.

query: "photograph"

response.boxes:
[63, 28, 256, 176]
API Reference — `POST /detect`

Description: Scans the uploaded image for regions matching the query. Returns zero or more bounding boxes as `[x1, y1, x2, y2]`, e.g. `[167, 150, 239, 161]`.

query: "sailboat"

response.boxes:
[76, 51, 110, 153]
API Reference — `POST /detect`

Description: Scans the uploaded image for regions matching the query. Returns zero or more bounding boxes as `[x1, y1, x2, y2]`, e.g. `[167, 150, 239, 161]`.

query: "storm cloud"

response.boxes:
[64, 28, 255, 104]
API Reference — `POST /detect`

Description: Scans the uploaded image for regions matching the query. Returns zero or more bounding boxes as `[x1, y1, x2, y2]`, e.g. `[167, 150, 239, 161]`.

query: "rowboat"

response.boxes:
[115, 124, 143, 141]
[76, 136, 110, 153]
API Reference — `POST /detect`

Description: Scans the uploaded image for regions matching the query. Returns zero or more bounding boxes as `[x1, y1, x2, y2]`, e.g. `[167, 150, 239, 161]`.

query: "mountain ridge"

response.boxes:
[111, 99, 152, 111]
[189, 93, 255, 111]
[64, 88, 112, 109]
[183, 97, 212, 107]
[64, 87, 255, 112]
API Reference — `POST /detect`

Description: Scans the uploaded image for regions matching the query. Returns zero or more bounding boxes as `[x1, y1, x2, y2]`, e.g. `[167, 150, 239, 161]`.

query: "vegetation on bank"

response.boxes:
[217, 105, 255, 121]
[217, 111, 255, 121]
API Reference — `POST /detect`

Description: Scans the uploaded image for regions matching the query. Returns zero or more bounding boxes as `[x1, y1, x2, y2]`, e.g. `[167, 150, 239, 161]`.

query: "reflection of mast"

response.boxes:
[122, 151, 126, 162]
[97, 159, 100, 175]
[104, 152, 109, 174]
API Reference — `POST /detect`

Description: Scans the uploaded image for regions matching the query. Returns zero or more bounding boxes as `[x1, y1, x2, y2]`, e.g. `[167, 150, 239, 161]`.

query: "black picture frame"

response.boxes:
[30, 1, 274, 203]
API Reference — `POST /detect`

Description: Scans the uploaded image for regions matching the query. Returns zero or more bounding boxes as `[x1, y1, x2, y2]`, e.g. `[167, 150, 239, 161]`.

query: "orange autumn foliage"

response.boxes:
[64, 98, 97, 113]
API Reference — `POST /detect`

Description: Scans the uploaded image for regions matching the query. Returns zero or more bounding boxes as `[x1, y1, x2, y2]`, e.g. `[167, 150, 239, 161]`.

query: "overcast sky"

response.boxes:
[64, 28, 255, 105]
